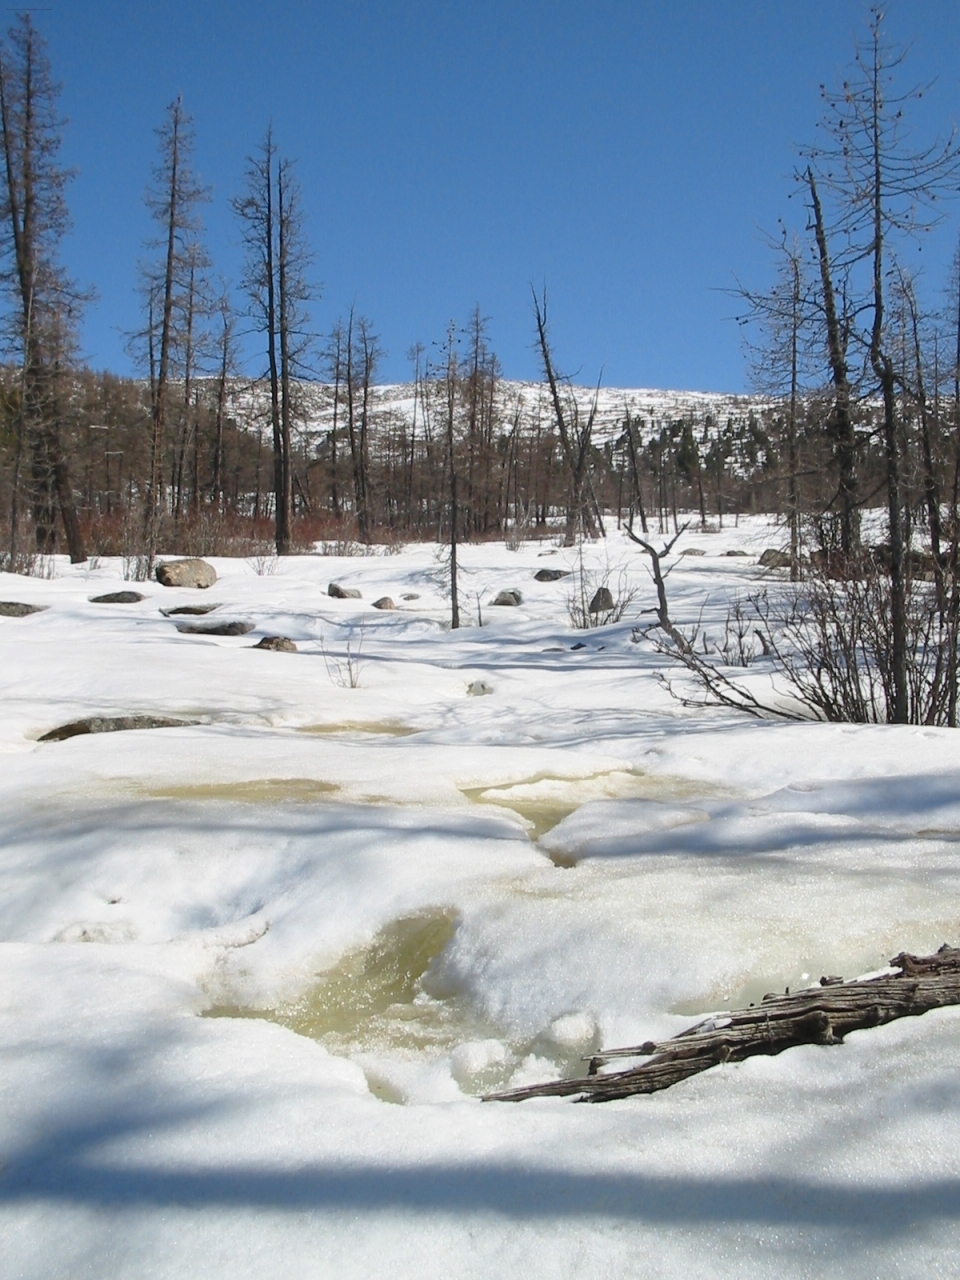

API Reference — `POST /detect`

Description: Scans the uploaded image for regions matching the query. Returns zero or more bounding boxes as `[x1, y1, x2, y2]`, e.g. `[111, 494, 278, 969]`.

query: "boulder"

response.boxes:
[401, 592, 420, 601]
[372, 597, 396, 610]
[534, 568, 570, 582]
[759, 548, 792, 569]
[680, 548, 706, 557]
[869, 545, 938, 580]
[328, 582, 361, 599]
[156, 558, 217, 588]
[0, 601, 47, 617]
[89, 591, 145, 604]
[589, 586, 615, 613]
[160, 603, 218, 616]
[40, 715, 191, 743]
[467, 680, 493, 696]
[254, 635, 297, 652]
[491, 589, 522, 607]
[724, 549, 749, 557]
[175, 620, 254, 637]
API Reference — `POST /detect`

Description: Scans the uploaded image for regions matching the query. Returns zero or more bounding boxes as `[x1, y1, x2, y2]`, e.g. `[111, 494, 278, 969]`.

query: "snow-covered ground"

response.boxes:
[3, 516, 960, 1278]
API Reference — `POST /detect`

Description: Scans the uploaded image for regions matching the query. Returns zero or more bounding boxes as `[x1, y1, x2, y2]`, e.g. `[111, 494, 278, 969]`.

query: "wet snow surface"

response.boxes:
[3, 519, 960, 1278]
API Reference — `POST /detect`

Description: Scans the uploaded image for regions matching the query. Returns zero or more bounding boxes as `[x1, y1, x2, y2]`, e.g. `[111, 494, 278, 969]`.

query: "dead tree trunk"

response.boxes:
[807, 169, 859, 558]
[487, 943, 960, 1103]
[532, 286, 597, 545]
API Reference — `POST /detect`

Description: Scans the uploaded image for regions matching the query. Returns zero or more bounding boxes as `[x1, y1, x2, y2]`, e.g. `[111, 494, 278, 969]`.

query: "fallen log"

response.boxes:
[484, 944, 960, 1104]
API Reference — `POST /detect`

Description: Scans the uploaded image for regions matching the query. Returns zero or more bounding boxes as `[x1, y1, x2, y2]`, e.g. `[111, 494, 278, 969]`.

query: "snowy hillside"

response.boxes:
[229, 379, 770, 450]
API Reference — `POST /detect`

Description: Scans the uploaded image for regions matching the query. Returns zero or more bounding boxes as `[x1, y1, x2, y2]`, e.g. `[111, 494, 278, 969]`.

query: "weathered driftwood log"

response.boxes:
[485, 944, 960, 1104]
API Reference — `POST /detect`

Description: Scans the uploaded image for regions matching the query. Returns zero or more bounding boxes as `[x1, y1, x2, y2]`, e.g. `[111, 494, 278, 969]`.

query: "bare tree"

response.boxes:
[736, 229, 816, 578]
[531, 286, 601, 545]
[322, 320, 346, 519]
[440, 320, 460, 628]
[804, 168, 860, 558]
[234, 130, 314, 554]
[339, 307, 381, 544]
[210, 286, 238, 513]
[139, 97, 208, 558]
[0, 15, 86, 563]
[808, 8, 960, 721]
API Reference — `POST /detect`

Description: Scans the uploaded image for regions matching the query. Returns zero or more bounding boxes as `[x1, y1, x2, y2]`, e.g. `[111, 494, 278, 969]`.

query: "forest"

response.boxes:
[2, 10, 960, 723]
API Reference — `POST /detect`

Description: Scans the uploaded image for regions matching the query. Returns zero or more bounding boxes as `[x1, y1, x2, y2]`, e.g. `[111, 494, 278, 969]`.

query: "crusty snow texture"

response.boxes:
[2, 518, 960, 1279]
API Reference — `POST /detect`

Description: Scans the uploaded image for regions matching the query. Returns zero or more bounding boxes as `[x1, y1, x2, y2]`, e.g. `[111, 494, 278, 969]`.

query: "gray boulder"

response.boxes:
[156, 558, 217, 588]
[89, 591, 145, 604]
[589, 586, 615, 613]
[724, 549, 749, 557]
[0, 601, 47, 617]
[160, 603, 218, 617]
[759, 548, 792, 569]
[372, 597, 396, 610]
[534, 568, 570, 582]
[680, 548, 706, 557]
[491, 589, 522, 607]
[328, 582, 361, 599]
[175, 620, 254, 637]
[40, 715, 191, 743]
[254, 635, 297, 652]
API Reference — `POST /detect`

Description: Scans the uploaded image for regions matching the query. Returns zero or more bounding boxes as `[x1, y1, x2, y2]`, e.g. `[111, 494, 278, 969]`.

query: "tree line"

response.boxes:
[4, 7, 960, 713]
[0, 13, 821, 570]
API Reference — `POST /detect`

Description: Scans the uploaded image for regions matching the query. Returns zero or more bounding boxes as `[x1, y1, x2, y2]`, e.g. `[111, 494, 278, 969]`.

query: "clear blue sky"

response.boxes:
[24, 0, 960, 391]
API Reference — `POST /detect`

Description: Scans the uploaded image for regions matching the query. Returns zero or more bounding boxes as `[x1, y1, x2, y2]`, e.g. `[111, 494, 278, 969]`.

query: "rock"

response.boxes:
[89, 590, 145, 604]
[40, 715, 192, 743]
[724, 549, 749, 557]
[156, 558, 217, 588]
[680, 548, 706, 557]
[401, 592, 420, 601]
[534, 569, 570, 582]
[467, 680, 493, 696]
[159, 603, 219, 616]
[254, 635, 297, 652]
[328, 582, 361, 599]
[759, 548, 792, 569]
[571, 641, 587, 650]
[868, 545, 938, 580]
[175, 620, 254, 637]
[0, 601, 47, 617]
[589, 586, 615, 613]
[372, 597, 396, 610]
[491, 589, 522, 607]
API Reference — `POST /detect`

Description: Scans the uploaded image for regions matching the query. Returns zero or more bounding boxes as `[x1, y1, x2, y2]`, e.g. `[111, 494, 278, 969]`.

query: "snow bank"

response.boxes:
[3, 521, 960, 1276]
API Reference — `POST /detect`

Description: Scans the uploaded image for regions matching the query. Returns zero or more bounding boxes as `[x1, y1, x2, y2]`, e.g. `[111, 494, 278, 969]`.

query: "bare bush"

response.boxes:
[716, 595, 760, 668]
[751, 570, 960, 725]
[566, 540, 637, 629]
[636, 548, 960, 726]
[320, 625, 364, 689]
[247, 551, 280, 576]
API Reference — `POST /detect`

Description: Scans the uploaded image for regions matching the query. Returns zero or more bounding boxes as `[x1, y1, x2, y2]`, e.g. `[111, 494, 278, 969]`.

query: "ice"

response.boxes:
[4, 520, 960, 1276]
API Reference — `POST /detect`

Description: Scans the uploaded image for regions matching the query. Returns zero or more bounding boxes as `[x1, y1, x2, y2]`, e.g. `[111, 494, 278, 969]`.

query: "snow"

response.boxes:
[3, 517, 960, 1277]
[231, 377, 769, 456]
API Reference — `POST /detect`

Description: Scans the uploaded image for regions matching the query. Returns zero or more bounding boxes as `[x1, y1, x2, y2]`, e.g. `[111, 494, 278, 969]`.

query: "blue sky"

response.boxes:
[25, 0, 960, 391]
